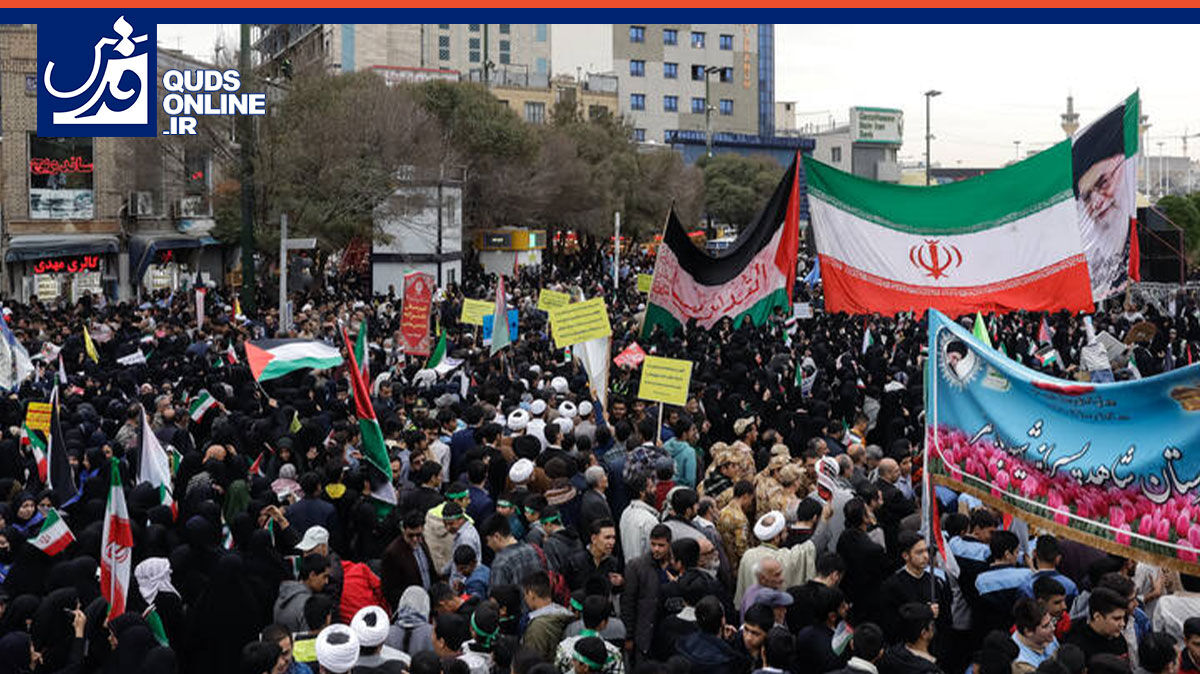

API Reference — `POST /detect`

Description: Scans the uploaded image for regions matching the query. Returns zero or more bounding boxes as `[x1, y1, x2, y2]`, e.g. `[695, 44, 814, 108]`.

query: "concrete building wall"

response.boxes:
[613, 24, 760, 144]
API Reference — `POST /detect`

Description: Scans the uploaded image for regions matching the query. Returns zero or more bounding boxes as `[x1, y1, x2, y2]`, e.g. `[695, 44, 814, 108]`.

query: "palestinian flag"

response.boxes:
[30, 507, 74, 556]
[144, 607, 169, 647]
[21, 423, 47, 483]
[643, 153, 802, 337]
[249, 450, 268, 478]
[354, 324, 369, 383]
[100, 457, 132, 617]
[861, 328, 874, 354]
[188, 390, 217, 421]
[805, 140, 1094, 316]
[1072, 91, 1140, 301]
[1038, 317, 1054, 345]
[340, 326, 396, 506]
[225, 343, 238, 365]
[137, 409, 174, 512]
[245, 339, 344, 383]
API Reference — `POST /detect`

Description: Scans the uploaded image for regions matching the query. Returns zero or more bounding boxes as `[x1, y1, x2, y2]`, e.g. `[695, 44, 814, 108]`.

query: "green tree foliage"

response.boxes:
[1157, 194, 1200, 255]
[701, 153, 783, 229]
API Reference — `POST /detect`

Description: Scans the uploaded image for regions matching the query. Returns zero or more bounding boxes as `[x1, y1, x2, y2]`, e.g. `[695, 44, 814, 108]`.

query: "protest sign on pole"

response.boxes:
[537, 289, 571, 313]
[25, 402, 51, 433]
[637, 355, 692, 407]
[549, 297, 612, 348]
[400, 272, 434, 357]
[614, 342, 647, 369]
[636, 274, 653, 293]
[460, 299, 494, 326]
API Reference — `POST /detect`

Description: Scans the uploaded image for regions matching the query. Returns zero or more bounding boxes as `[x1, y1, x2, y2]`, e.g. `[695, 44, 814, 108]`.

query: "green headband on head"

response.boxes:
[572, 650, 608, 670]
[570, 598, 583, 611]
[443, 511, 465, 521]
[445, 490, 468, 500]
[471, 613, 499, 647]
[541, 513, 562, 525]
[497, 500, 514, 509]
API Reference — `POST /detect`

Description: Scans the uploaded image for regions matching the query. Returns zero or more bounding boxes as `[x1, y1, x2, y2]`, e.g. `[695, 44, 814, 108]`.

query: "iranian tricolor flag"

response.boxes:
[20, 423, 47, 483]
[100, 457, 133, 617]
[137, 409, 174, 512]
[643, 153, 801, 336]
[188, 389, 217, 421]
[30, 507, 74, 556]
[340, 327, 397, 506]
[805, 140, 1095, 316]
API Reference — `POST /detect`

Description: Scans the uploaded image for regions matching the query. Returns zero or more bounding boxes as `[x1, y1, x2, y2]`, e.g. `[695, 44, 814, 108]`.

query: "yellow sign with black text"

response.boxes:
[549, 297, 611, 348]
[637, 356, 693, 407]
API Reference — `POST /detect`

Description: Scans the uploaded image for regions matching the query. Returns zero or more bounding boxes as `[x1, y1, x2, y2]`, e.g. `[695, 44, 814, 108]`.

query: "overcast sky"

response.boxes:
[159, 23, 1198, 168]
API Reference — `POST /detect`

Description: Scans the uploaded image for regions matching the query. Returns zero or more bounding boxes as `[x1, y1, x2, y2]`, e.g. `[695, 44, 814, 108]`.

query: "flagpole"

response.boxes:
[928, 323, 941, 604]
[637, 205, 675, 340]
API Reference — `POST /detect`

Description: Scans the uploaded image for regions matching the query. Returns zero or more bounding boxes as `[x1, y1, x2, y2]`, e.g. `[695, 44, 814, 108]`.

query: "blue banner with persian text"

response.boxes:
[926, 309, 1200, 568]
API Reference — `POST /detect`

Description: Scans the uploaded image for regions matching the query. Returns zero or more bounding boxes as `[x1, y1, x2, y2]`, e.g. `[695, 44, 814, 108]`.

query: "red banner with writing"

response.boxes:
[401, 272, 434, 357]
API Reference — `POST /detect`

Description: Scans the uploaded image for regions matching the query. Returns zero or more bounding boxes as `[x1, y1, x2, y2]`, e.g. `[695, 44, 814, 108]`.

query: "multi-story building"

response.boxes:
[255, 24, 552, 86]
[807, 106, 903, 183]
[0, 26, 229, 302]
[492, 73, 619, 125]
[612, 24, 773, 145]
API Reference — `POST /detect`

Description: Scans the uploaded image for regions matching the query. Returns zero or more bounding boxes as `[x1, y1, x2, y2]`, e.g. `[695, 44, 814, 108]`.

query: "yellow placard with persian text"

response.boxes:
[460, 298, 493, 326]
[637, 355, 693, 407]
[25, 402, 51, 433]
[537, 289, 571, 312]
[636, 274, 653, 293]
[549, 297, 611, 348]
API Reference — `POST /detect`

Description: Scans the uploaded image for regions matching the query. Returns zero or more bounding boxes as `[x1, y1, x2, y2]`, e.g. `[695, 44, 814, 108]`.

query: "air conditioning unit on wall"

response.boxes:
[129, 191, 155, 217]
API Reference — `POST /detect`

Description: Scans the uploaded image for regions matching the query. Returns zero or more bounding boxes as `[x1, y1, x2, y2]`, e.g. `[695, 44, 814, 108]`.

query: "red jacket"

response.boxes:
[340, 560, 386, 622]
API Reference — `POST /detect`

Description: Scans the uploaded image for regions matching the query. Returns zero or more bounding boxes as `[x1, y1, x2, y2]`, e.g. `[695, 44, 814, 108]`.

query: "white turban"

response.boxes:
[350, 605, 390, 648]
[753, 511, 786, 542]
[316, 624, 360, 673]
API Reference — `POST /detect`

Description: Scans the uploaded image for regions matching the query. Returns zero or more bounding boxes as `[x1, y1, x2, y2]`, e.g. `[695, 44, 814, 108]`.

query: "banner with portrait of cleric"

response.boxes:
[1072, 91, 1140, 302]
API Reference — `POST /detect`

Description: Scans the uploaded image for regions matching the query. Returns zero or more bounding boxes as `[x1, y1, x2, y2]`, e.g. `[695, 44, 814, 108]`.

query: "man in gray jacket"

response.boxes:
[274, 554, 332, 633]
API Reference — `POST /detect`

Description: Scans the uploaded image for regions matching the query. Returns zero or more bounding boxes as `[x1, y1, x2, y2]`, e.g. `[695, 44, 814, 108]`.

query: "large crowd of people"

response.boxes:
[0, 237, 1198, 674]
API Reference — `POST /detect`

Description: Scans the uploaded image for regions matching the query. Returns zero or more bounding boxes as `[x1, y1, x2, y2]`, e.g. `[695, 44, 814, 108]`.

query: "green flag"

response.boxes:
[354, 323, 369, 381]
[426, 331, 447, 369]
[972, 311, 993, 348]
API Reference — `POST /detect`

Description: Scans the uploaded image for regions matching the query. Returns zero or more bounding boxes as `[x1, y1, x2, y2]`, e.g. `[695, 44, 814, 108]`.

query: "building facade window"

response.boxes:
[469, 37, 480, 49]
[469, 51, 480, 63]
[525, 101, 546, 124]
[719, 34, 734, 50]
[691, 31, 705, 48]
[629, 25, 645, 43]
[500, 39, 510, 51]
[438, 24, 449, 29]
[499, 24, 510, 34]
[691, 97, 705, 114]
[439, 48, 450, 60]
[535, 57, 547, 74]
[663, 28, 678, 45]
[499, 53, 510, 64]
[691, 64, 705, 81]
[719, 99, 733, 115]
[535, 24, 547, 41]
[629, 59, 645, 77]
[663, 62, 678, 79]
[438, 35, 450, 48]
[721, 67, 733, 82]
[469, 24, 480, 31]
[633, 128, 646, 142]
[630, 93, 646, 111]
[663, 95, 678, 112]
[831, 147, 842, 163]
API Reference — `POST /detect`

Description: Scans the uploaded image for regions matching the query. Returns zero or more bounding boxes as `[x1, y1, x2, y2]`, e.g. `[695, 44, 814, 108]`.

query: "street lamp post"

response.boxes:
[704, 66, 721, 158]
[924, 89, 941, 185]
[1013, 140, 1022, 163]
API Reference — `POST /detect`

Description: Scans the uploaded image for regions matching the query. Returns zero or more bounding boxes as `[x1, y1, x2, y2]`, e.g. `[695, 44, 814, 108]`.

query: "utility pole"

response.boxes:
[704, 66, 720, 158]
[239, 23, 256, 315]
[1013, 140, 1021, 163]
[924, 89, 941, 185]
[279, 213, 288, 333]
[483, 24, 489, 86]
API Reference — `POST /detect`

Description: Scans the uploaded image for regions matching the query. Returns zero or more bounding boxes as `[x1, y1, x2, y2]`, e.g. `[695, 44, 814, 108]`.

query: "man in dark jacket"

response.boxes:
[578, 466, 612, 534]
[566, 518, 622, 594]
[676, 596, 749, 674]
[880, 603, 943, 674]
[286, 472, 340, 549]
[837, 498, 887, 626]
[380, 510, 435, 609]
[622, 524, 673, 664]
[879, 532, 952, 646]
[875, 457, 915, 560]
[794, 583, 849, 673]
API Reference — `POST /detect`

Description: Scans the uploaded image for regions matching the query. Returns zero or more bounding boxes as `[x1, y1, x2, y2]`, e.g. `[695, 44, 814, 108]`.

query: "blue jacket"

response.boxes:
[663, 437, 698, 488]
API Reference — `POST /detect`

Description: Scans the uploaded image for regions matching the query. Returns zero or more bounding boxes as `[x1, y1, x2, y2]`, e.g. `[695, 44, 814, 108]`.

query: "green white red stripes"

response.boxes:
[137, 409, 174, 512]
[101, 457, 132, 617]
[805, 142, 1094, 316]
[188, 390, 217, 421]
[21, 423, 46, 483]
[30, 508, 73, 556]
